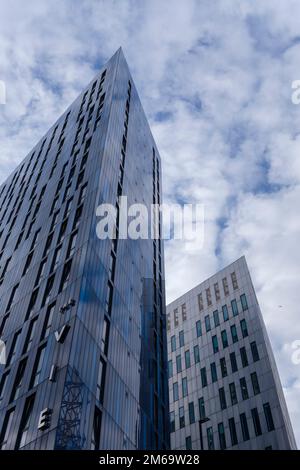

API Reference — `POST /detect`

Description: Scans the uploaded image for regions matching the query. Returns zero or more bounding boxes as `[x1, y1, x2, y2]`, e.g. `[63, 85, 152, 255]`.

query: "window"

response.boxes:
[6, 283, 19, 312]
[168, 360, 173, 378]
[196, 320, 202, 337]
[185, 350, 191, 369]
[213, 310, 220, 327]
[7, 329, 21, 366]
[26, 288, 39, 320]
[167, 313, 171, 331]
[194, 345, 200, 363]
[198, 293, 203, 311]
[10, 358, 27, 403]
[0, 407, 15, 449]
[251, 372, 260, 395]
[240, 413, 250, 441]
[91, 407, 102, 450]
[240, 293, 248, 311]
[51, 210, 59, 231]
[220, 357, 227, 377]
[61, 253, 73, 286]
[188, 402, 195, 424]
[229, 353, 238, 374]
[240, 377, 249, 400]
[212, 335, 219, 353]
[15, 395, 35, 450]
[240, 347, 249, 367]
[200, 367, 207, 387]
[101, 318, 110, 356]
[181, 303, 187, 321]
[0, 371, 10, 405]
[231, 299, 239, 316]
[64, 197, 73, 219]
[251, 408, 262, 436]
[231, 271, 238, 290]
[41, 302, 55, 339]
[222, 277, 229, 296]
[240, 319, 248, 338]
[205, 315, 211, 332]
[207, 427, 214, 450]
[221, 330, 228, 348]
[210, 362, 218, 383]
[173, 308, 179, 327]
[171, 335, 176, 352]
[206, 287, 212, 306]
[35, 258, 47, 286]
[218, 422, 226, 450]
[182, 377, 188, 397]
[230, 324, 238, 343]
[176, 355, 182, 373]
[96, 358, 106, 404]
[170, 412, 175, 433]
[229, 382, 238, 405]
[219, 387, 227, 410]
[263, 403, 275, 431]
[23, 317, 38, 353]
[173, 382, 179, 401]
[179, 330, 184, 347]
[30, 343, 46, 388]
[51, 245, 62, 272]
[199, 397, 205, 420]
[250, 341, 260, 362]
[42, 275, 55, 307]
[214, 282, 220, 301]
[222, 305, 229, 321]
[185, 436, 192, 450]
[179, 406, 185, 428]
[229, 418, 238, 446]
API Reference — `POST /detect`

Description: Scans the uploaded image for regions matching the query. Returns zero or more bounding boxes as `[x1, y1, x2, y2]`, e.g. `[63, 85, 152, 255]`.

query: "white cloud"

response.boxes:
[0, 0, 299, 447]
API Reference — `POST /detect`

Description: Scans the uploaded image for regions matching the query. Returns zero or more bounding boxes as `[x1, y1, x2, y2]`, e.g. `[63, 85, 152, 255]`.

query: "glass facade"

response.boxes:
[0, 48, 169, 450]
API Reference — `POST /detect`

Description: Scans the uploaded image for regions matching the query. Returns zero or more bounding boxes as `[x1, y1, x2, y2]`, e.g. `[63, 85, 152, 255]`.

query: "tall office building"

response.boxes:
[0, 48, 169, 450]
[167, 256, 296, 450]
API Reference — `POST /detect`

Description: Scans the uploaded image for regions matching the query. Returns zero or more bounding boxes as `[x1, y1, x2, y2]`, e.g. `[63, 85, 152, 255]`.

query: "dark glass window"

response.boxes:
[7, 329, 21, 366]
[0, 407, 15, 449]
[230, 352, 238, 373]
[251, 341, 260, 362]
[10, 358, 27, 403]
[221, 330, 228, 348]
[196, 320, 202, 337]
[263, 403, 275, 431]
[229, 382, 238, 405]
[182, 377, 188, 397]
[231, 299, 239, 316]
[176, 355, 182, 373]
[205, 315, 211, 332]
[220, 357, 227, 378]
[168, 360, 173, 378]
[240, 294, 248, 311]
[41, 302, 55, 340]
[23, 316, 38, 353]
[200, 367, 207, 387]
[179, 330, 184, 347]
[185, 436, 192, 450]
[219, 387, 227, 410]
[170, 411, 175, 433]
[230, 324, 238, 343]
[240, 413, 250, 441]
[211, 362, 218, 383]
[251, 408, 262, 436]
[251, 372, 260, 395]
[188, 402, 195, 424]
[240, 346, 249, 367]
[240, 319, 248, 338]
[222, 304, 229, 321]
[207, 427, 214, 450]
[185, 350, 191, 369]
[240, 377, 249, 400]
[218, 422, 226, 449]
[179, 406, 185, 428]
[171, 335, 176, 352]
[212, 335, 219, 353]
[194, 345, 200, 363]
[173, 382, 179, 401]
[213, 310, 220, 327]
[229, 417, 238, 446]
[199, 397, 205, 420]
[30, 343, 46, 388]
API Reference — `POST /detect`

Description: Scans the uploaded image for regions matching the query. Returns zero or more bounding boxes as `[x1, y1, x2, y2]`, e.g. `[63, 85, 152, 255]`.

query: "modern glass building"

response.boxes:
[0, 48, 169, 450]
[167, 256, 296, 450]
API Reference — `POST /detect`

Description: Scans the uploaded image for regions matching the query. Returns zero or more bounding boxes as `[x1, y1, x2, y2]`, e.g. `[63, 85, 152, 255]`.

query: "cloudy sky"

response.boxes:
[0, 0, 300, 445]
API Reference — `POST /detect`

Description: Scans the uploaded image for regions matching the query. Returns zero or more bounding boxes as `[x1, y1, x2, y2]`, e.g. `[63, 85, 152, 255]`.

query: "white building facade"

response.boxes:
[167, 256, 296, 450]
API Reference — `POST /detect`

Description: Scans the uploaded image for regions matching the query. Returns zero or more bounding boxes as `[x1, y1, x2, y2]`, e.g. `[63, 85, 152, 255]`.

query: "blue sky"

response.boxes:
[1, 0, 300, 445]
